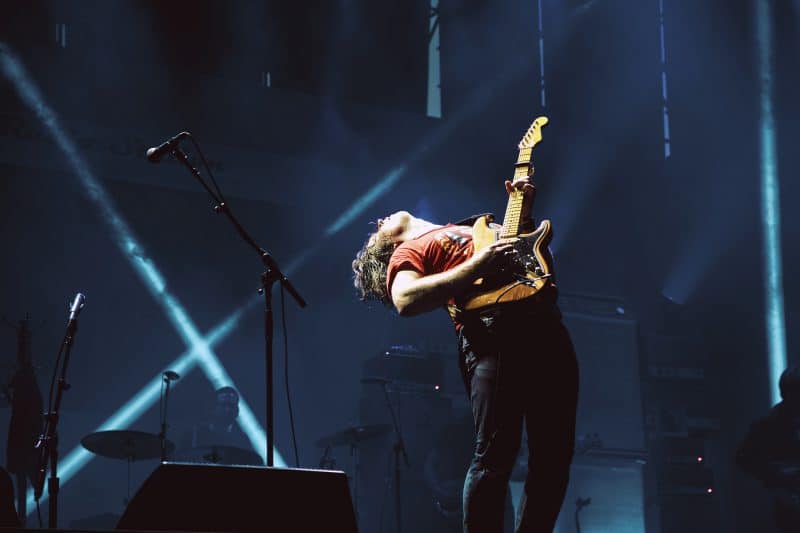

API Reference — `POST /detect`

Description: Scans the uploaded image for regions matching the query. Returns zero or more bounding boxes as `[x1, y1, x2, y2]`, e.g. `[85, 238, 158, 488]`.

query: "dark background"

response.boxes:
[0, 0, 798, 531]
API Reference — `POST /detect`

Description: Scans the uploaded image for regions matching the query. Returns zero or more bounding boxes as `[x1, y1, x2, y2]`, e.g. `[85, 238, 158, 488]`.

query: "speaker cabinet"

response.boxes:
[117, 463, 357, 532]
[563, 310, 644, 450]
[552, 455, 647, 533]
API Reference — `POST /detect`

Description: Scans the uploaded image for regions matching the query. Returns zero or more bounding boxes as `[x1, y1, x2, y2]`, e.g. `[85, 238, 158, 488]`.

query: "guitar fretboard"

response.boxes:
[500, 191, 525, 239]
[499, 147, 534, 238]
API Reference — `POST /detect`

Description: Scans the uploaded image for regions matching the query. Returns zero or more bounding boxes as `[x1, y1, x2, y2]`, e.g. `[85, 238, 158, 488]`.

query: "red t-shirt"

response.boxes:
[386, 223, 474, 301]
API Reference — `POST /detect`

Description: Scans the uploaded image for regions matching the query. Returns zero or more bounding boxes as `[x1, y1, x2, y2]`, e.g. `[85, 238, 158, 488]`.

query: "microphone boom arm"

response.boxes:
[160, 139, 306, 468]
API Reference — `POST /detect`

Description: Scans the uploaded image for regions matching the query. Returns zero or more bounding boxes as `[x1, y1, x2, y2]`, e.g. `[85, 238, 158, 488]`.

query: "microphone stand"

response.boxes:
[168, 143, 306, 467]
[34, 297, 84, 528]
[380, 382, 409, 533]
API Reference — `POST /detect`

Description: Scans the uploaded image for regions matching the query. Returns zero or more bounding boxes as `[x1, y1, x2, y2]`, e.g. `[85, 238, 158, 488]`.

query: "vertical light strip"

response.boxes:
[427, 0, 442, 118]
[55, 24, 67, 49]
[756, 0, 787, 405]
[659, 0, 671, 158]
[537, 0, 547, 107]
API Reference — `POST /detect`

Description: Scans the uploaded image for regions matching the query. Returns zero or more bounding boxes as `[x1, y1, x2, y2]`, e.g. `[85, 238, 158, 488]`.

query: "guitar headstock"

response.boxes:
[518, 116, 549, 150]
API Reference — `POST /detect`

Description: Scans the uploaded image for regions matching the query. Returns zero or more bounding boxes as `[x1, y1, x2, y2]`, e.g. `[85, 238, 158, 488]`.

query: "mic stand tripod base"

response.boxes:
[379, 383, 409, 533]
[47, 436, 60, 529]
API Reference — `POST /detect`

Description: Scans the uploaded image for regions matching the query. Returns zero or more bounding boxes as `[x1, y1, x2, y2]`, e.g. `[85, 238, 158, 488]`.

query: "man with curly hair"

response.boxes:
[352, 176, 578, 533]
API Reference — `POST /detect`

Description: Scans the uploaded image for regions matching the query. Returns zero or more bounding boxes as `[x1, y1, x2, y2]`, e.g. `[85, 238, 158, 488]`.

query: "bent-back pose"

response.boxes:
[352, 122, 579, 532]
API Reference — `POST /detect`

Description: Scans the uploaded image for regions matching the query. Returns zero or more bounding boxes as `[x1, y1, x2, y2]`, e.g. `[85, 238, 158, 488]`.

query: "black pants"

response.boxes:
[459, 311, 578, 533]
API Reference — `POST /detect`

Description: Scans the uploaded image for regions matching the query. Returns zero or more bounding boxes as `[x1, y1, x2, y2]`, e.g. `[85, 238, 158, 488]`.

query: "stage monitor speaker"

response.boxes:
[116, 462, 357, 532]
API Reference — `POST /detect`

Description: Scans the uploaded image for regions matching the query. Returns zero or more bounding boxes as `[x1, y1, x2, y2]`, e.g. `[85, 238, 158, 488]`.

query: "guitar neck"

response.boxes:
[499, 148, 533, 239]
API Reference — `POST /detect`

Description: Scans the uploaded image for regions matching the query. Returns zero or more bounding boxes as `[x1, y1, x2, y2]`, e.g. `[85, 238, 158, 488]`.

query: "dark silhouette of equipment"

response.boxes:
[3, 314, 43, 527]
[117, 463, 357, 532]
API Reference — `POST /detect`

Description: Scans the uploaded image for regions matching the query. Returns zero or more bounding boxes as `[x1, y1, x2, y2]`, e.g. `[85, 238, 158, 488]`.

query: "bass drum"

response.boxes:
[423, 411, 515, 532]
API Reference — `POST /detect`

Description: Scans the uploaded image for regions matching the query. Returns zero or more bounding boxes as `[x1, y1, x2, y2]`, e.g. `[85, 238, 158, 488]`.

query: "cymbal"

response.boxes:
[315, 424, 391, 448]
[172, 445, 263, 466]
[81, 430, 173, 461]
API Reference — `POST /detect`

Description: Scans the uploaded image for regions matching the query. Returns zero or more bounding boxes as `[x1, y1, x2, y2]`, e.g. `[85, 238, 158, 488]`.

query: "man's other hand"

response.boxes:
[470, 238, 520, 276]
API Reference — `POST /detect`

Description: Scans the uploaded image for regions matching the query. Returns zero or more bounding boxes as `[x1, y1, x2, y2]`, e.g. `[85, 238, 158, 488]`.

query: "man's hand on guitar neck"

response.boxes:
[505, 175, 535, 197]
[505, 175, 536, 230]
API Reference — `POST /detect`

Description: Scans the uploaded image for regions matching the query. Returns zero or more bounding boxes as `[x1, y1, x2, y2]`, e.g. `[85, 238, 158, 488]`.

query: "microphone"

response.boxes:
[145, 131, 190, 163]
[68, 293, 86, 322]
[163, 370, 180, 381]
[361, 376, 392, 385]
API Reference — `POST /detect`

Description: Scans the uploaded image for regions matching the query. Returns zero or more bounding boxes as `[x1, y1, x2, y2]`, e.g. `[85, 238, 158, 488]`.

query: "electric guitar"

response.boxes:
[451, 116, 555, 317]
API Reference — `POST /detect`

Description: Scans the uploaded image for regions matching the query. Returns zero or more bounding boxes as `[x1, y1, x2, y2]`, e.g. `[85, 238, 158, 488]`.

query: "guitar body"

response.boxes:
[457, 215, 555, 312]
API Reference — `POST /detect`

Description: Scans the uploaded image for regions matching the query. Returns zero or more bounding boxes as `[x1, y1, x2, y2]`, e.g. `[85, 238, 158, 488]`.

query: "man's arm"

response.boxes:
[391, 239, 518, 316]
[392, 177, 534, 316]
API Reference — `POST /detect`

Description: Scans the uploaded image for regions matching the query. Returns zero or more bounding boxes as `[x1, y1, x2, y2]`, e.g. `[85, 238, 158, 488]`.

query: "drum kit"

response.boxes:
[77, 422, 390, 514]
[79, 429, 262, 505]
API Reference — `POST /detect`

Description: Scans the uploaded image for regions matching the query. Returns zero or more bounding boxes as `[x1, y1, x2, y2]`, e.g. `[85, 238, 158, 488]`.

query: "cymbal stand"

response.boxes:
[575, 496, 591, 533]
[159, 372, 178, 462]
[350, 441, 361, 522]
[380, 383, 409, 533]
[124, 456, 132, 507]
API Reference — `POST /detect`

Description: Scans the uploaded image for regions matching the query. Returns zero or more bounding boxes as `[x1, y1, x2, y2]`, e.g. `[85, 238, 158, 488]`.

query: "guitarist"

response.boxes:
[352, 175, 578, 533]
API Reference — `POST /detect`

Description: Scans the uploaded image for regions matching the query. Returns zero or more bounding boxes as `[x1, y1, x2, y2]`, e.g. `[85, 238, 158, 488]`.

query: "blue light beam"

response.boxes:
[755, 0, 787, 405]
[0, 43, 285, 516]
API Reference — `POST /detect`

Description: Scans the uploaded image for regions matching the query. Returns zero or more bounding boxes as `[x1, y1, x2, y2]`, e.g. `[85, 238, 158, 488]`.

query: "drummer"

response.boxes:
[178, 386, 251, 452]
